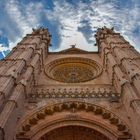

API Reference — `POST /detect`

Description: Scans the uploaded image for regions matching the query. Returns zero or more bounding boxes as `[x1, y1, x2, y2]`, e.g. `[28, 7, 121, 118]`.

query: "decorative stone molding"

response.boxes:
[29, 85, 119, 99]
[130, 99, 140, 108]
[0, 76, 15, 99]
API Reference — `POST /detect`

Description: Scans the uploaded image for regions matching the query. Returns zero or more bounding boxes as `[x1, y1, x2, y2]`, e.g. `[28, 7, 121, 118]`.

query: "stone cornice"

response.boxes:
[28, 84, 119, 99]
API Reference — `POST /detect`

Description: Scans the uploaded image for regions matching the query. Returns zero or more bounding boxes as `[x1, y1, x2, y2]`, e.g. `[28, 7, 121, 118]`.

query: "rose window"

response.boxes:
[45, 57, 102, 83]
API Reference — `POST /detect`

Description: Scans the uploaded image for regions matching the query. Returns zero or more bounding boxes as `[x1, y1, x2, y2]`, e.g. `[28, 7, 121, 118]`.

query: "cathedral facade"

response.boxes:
[0, 27, 140, 140]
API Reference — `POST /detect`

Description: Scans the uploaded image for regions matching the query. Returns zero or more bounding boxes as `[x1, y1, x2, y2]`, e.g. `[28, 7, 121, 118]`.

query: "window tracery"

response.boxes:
[45, 57, 102, 83]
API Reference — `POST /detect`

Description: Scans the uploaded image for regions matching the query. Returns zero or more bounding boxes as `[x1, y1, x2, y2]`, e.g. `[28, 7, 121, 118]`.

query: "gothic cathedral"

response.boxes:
[0, 27, 140, 140]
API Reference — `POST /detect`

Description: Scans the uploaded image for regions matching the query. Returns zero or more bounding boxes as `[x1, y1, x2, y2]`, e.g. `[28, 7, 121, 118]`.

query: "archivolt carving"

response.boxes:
[45, 57, 102, 83]
[16, 101, 132, 140]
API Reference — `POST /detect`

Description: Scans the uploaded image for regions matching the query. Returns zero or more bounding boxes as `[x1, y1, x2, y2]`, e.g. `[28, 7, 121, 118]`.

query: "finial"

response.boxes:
[70, 44, 76, 48]
[32, 28, 35, 31]
[111, 27, 114, 31]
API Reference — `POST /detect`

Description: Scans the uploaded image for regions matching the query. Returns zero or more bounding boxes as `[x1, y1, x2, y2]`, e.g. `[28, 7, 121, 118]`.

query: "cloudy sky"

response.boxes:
[0, 0, 140, 59]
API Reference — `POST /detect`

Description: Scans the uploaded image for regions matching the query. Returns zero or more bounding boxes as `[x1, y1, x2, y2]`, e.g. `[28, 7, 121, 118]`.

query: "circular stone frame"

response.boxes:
[45, 57, 102, 83]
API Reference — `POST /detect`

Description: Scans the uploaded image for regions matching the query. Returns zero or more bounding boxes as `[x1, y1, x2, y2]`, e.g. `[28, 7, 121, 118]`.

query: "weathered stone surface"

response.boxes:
[0, 27, 139, 140]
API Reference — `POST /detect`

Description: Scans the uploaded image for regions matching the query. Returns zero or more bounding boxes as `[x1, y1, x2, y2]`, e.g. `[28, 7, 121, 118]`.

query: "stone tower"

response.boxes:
[0, 27, 140, 140]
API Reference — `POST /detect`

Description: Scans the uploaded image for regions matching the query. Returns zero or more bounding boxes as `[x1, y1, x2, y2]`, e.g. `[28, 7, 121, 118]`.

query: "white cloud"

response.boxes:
[0, 44, 9, 51]
[46, 1, 97, 51]
[5, 0, 32, 36]
[2, 0, 140, 53]
[46, 0, 140, 50]
[5, 0, 44, 49]
[46, 0, 140, 52]
[0, 44, 10, 57]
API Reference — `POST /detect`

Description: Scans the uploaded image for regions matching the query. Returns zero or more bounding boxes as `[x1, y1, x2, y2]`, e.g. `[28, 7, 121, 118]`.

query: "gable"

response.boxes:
[59, 47, 89, 54]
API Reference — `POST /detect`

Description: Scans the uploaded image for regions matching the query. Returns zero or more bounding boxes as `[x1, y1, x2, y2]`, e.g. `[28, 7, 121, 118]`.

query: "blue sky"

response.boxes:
[0, 0, 140, 59]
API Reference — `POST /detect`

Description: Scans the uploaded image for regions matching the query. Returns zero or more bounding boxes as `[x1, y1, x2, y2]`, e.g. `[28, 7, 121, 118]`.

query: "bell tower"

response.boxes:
[95, 27, 140, 139]
[0, 27, 139, 140]
[0, 28, 51, 140]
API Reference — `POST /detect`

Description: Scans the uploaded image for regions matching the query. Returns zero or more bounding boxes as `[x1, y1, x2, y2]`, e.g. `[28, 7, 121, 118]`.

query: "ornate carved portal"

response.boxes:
[39, 126, 110, 140]
[16, 101, 132, 140]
